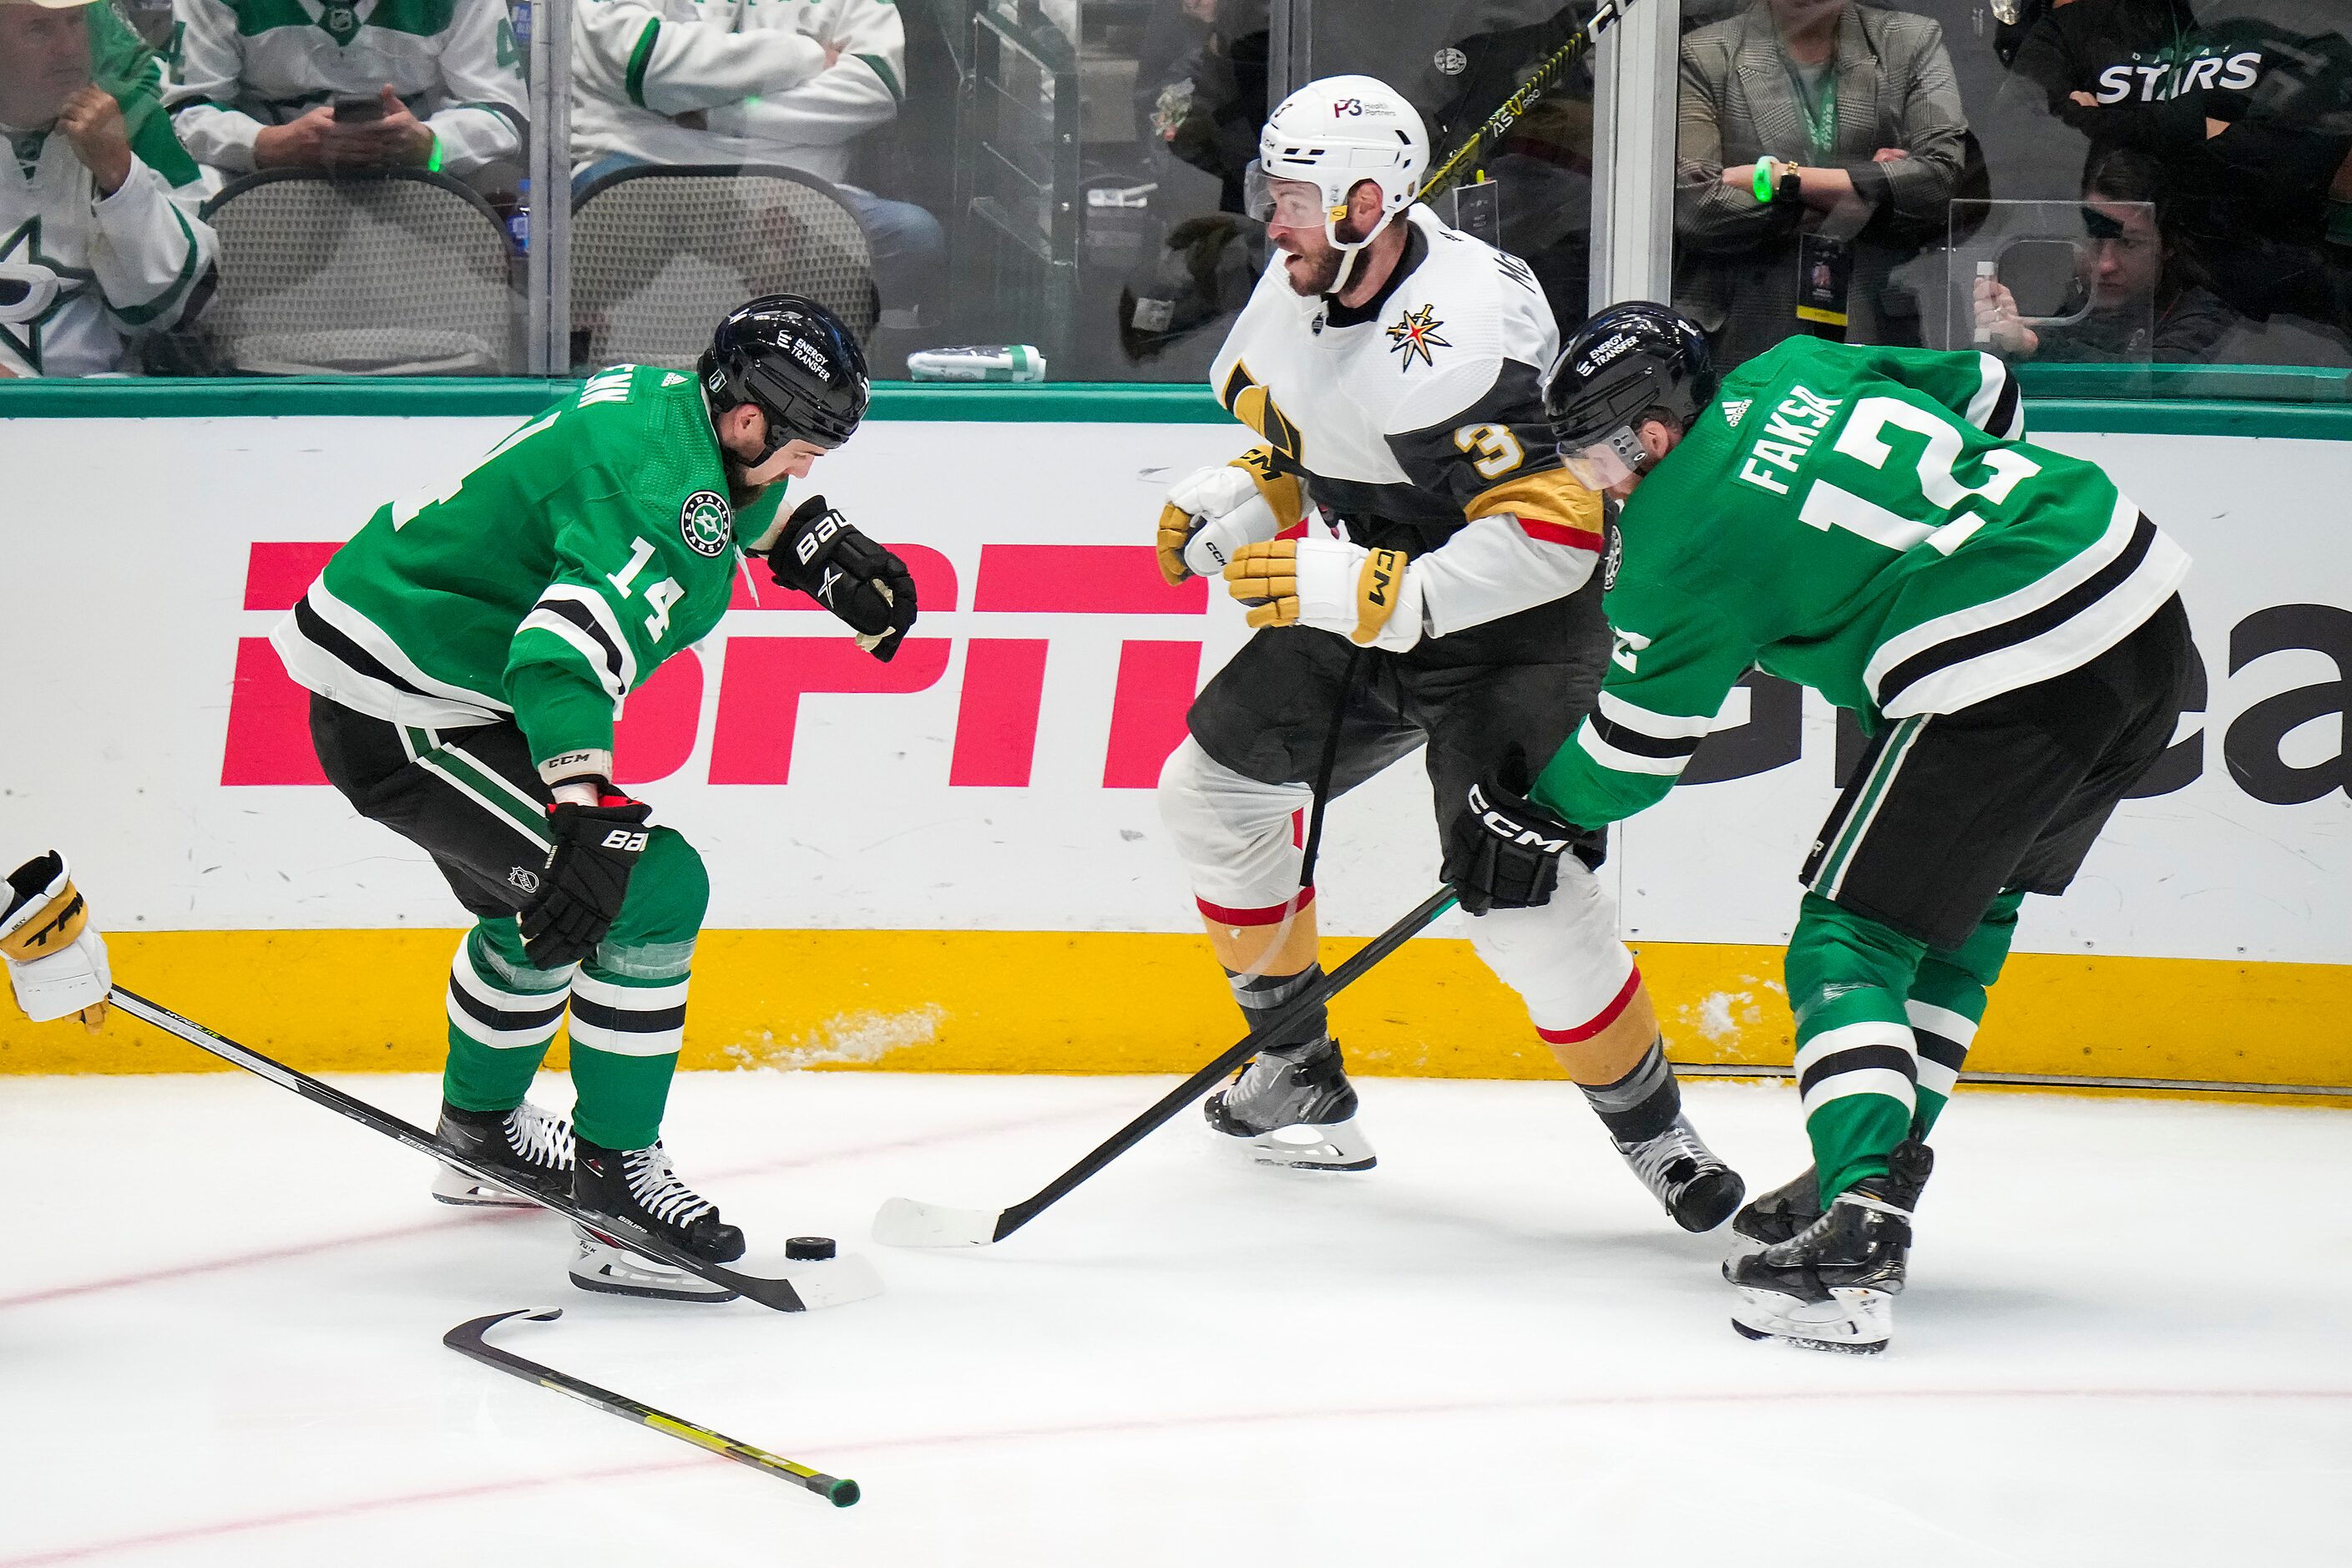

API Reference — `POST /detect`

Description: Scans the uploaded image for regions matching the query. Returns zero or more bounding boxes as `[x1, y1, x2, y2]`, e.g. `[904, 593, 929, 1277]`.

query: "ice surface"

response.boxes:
[3, 1072, 2348, 1565]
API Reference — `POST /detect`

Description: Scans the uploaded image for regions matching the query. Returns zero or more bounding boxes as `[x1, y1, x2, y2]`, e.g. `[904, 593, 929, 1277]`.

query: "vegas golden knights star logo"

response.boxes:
[1385, 304, 1450, 371]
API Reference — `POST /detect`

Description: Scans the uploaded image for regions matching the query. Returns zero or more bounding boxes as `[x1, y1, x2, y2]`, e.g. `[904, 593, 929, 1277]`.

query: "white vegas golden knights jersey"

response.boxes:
[1207, 204, 1606, 642]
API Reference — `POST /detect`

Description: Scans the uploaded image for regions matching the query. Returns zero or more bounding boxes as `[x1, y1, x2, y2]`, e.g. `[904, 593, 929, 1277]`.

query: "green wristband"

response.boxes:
[1751, 160, 1776, 203]
[425, 132, 443, 174]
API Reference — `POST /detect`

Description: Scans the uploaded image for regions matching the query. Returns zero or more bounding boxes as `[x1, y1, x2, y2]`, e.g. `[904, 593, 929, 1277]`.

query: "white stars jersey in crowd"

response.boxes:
[1208, 205, 1606, 651]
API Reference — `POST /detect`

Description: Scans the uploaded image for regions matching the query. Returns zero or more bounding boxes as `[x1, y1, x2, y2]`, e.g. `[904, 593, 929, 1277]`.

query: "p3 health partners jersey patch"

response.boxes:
[680, 490, 734, 557]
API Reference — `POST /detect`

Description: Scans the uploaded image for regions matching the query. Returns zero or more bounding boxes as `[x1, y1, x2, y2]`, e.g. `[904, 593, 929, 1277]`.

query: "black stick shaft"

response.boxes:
[106, 987, 808, 1312]
[446, 1312, 858, 1505]
[993, 884, 1458, 1240]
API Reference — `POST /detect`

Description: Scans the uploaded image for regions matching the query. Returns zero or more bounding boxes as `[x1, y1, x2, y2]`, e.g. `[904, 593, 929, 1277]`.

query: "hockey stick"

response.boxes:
[872, 883, 1459, 1248]
[1416, 0, 1641, 203]
[445, 1308, 860, 1505]
[108, 987, 883, 1315]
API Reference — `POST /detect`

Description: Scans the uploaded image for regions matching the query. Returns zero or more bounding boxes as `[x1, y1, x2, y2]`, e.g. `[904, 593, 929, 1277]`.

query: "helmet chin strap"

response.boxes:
[1324, 206, 1399, 301]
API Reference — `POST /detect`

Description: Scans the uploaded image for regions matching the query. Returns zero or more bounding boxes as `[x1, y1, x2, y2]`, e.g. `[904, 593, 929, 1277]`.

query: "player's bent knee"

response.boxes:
[1157, 738, 1305, 908]
[1785, 893, 1925, 1007]
[601, 827, 709, 959]
[1463, 861, 1637, 1034]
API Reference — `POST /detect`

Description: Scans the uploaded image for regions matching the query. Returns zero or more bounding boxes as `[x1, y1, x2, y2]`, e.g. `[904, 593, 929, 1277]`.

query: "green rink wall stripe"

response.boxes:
[4, 378, 2350, 438]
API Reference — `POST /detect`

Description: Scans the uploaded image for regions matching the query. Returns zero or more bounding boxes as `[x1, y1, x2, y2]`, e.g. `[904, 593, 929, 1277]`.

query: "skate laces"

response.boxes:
[1618, 1117, 1719, 1198]
[624, 1143, 716, 1230]
[505, 1102, 574, 1171]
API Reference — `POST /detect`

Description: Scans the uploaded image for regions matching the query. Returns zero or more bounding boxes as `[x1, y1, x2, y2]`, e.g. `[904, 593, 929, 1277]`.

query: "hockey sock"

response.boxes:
[1227, 964, 1331, 1059]
[567, 960, 690, 1151]
[442, 920, 571, 1115]
[1785, 893, 1927, 1204]
[1578, 1039, 1681, 1144]
[1906, 888, 2023, 1137]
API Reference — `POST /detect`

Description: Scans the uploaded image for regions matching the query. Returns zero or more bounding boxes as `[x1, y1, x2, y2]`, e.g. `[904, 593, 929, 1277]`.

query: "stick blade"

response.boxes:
[871, 1196, 1002, 1248]
[771, 1252, 886, 1311]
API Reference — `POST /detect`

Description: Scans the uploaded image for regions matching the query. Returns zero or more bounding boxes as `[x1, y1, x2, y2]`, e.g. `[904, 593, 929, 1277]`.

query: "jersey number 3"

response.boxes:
[1452, 422, 1525, 480]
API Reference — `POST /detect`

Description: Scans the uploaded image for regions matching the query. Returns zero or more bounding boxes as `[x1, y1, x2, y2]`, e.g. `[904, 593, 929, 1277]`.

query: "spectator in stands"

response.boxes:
[1674, 0, 1968, 368]
[1973, 146, 2238, 362]
[572, 0, 943, 330]
[163, 0, 527, 191]
[0, 0, 216, 378]
[1143, 0, 1268, 215]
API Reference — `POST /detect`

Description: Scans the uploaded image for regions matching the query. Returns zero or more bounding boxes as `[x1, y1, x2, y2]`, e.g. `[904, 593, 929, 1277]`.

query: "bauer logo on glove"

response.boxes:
[751, 494, 920, 660]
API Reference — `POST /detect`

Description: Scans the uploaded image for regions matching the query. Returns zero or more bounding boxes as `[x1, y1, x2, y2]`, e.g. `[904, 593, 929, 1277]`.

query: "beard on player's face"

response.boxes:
[1272, 203, 1373, 297]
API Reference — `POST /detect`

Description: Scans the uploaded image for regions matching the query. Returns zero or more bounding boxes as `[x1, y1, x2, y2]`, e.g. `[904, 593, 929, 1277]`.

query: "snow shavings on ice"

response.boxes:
[725, 1004, 948, 1070]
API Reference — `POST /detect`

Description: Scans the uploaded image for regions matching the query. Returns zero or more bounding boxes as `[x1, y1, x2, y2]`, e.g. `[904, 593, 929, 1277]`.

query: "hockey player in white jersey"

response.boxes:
[1154, 75, 1744, 1232]
[3, 852, 110, 1033]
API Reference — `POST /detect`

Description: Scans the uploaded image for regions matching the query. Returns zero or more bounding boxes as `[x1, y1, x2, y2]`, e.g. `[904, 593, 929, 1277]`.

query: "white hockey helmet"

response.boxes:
[1247, 74, 1429, 254]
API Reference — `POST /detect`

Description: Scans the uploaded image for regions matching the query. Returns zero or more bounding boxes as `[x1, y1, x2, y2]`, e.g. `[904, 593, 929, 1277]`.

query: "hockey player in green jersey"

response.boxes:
[273, 296, 918, 1301]
[1444, 302, 2194, 1353]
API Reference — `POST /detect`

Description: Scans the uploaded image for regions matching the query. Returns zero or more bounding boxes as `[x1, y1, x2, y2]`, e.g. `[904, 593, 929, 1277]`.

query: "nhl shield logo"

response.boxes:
[680, 490, 733, 557]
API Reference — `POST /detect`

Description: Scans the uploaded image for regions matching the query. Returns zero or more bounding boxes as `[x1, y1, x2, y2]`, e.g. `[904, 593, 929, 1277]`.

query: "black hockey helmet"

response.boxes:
[1541, 301, 1718, 490]
[700, 295, 871, 461]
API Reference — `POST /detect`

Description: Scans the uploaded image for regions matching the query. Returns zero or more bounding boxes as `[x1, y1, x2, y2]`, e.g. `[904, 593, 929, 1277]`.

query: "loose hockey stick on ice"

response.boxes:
[108, 987, 882, 1314]
[445, 1308, 860, 1505]
[873, 883, 1459, 1248]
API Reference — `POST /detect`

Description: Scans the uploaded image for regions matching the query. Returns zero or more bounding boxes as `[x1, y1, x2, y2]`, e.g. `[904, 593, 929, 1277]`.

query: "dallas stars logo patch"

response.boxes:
[0, 217, 90, 377]
[680, 490, 733, 557]
[1385, 303, 1450, 371]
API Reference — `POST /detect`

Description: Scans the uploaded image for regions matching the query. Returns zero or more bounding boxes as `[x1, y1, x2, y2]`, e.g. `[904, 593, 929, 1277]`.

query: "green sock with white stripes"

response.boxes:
[567, 961, 688, 1150]
[442, 919, 571, 1114]
[1907, 888, 2023, 1137]
[1786, 893, 1927, 1204]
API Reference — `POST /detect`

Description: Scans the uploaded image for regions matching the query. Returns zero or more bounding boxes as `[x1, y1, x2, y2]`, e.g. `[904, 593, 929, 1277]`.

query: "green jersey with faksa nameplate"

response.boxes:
[1530, 336, 2188, 829]
[273, 364, 783, 768]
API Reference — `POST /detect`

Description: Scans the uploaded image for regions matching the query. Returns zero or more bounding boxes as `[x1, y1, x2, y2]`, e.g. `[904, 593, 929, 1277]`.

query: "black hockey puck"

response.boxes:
[785, 1236, 837, 1261]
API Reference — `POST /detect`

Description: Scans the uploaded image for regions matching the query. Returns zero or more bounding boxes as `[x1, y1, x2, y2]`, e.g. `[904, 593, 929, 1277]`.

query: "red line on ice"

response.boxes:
[8, 1387, 2348, 1565]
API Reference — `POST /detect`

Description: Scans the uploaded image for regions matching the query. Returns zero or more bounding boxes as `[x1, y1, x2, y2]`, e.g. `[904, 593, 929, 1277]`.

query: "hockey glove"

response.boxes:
[2, 852, 110, 1031]
[519, 788, 653, 970]
[1223, 537, 1424, 650]
[1156, 448, 1300, 584]
[1443, 748, 1607, 917]
[761, 495, 919, 661]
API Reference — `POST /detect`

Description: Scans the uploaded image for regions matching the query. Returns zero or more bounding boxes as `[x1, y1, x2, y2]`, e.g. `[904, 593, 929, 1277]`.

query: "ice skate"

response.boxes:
[1614, 1114, 1744, 1232]
[1203, 1039, 1377, 1171]
[1726, 1141, 1933, 1354]
[432, 1099, 574, 1208]
[1725, 1163, 1821, 1260]
[569, 1139, 746, 1302]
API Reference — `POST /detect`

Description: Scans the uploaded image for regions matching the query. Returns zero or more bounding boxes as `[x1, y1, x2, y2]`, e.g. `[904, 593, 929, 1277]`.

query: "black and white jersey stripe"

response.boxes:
[1962, 351, 2024, 441]
[272, 579, 509, 729]
[1575, 690, 1716, 777]
[1905, 1000, 1975, 1101]
[518, 585, 638, 704]
[1870, 499, 2190, 721]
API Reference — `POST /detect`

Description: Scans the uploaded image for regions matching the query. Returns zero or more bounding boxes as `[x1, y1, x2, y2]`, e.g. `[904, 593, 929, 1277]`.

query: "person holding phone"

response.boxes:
[163, 0, 527, 188]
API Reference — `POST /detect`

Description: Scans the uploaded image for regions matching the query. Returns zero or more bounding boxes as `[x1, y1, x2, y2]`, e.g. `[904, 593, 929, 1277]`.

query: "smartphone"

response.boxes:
[331, 94, 387, 124]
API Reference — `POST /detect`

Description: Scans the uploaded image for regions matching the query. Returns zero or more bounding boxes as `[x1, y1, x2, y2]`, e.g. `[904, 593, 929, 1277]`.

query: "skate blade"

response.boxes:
[569, 1232, 739, 1303]
[1729, 1284, 1892, 1354]
[1222, 1119, 1377, 1172]
[872, 1196, 1000, 1248]
[431, 1163, 544, 1209]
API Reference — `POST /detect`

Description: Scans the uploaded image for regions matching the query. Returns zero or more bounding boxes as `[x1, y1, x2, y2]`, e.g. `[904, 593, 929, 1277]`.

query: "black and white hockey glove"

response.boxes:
[761, 495, 919, 661]
[519, 787, 652, 969]
[1442, 747, 1607, 917]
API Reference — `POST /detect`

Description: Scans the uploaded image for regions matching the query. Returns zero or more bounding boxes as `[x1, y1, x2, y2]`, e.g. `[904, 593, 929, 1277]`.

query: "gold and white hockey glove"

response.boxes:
[2, 852, 111, 1032]
[1222, 538, 1424, 650]
[1156, 448, 1303, 585]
